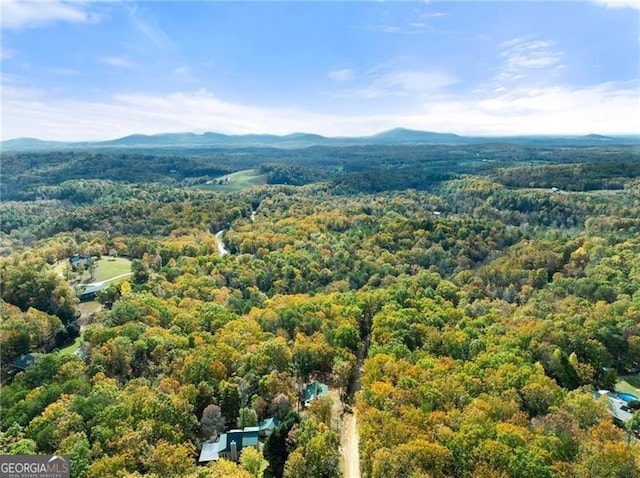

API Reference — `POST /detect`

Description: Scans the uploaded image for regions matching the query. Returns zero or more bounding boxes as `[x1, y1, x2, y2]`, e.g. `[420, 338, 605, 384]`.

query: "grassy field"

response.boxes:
[54, 256, 132, 284]
[195, 169, 268, 192]
[617, 376, 640, 395]
[58, 335, 83, 356]
[91, 257, 132, 283]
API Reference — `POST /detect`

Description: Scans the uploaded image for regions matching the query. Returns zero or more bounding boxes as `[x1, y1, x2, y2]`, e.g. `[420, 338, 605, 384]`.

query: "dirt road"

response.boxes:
[340, 332, 368, 477]
[215, 230, 229, 256]
[342, 411, 361, 478]
[84, 272, 133, 288]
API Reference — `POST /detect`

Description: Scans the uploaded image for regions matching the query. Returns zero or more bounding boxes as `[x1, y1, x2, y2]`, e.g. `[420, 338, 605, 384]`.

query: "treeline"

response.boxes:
[493, 161, 640, 191]
[0, 151, 242, 199]
[3, 144, 638, 200]
[1, 183, 252, 239]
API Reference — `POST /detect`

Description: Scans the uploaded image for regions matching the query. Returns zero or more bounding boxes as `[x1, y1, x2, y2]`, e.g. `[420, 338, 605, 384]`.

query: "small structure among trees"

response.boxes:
[304, 381, 329, 407]
[69, 255, 90, 271]
[198, 426, 260, 463]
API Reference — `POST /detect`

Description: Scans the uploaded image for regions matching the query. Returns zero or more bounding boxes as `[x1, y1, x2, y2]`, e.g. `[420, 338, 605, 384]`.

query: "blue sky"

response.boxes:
[1, 0, 639, 140]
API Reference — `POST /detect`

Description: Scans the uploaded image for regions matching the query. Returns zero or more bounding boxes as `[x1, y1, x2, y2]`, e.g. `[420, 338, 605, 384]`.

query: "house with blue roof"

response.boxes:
[198, 426, 260, 463]
[78, 284, 102, 301]
[69, 255, 91, 270]
[10, 353, 42, 371]
[258, 417, 279, 437]
[304, 381, 329, 407]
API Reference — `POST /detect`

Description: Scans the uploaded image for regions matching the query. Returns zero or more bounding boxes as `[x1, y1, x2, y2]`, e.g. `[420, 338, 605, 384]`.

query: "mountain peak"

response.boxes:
[368, 128, 463, 144]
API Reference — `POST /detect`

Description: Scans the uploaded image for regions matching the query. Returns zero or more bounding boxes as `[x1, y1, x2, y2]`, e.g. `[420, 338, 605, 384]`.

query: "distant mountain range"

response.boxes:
[2, 128, 639, 152]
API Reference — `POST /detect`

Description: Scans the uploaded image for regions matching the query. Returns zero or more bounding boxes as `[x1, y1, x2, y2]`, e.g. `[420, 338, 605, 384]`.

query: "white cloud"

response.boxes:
[2, 80, 637, 141]
[428, 82, 639, 136]
[101, 56, 137, 69]
[496, 38, 564, 82]
[1, 0, 99, 30]
[328, 69, 355, 82]
[593, 0, 640, 9]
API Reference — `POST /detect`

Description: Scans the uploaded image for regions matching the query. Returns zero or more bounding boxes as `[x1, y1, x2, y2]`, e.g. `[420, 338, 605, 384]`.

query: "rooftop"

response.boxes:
[595, 390, 634, 423]
[198, 442, 219, 462]
[259, 417, 279, 432]
[11, 353, 42, 370]
[304, 381, 329, 403]
[198, 426, 260, 463]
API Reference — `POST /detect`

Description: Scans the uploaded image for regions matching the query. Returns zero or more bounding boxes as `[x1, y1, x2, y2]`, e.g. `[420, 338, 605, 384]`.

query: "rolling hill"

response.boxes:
[2, 129, 639, 152]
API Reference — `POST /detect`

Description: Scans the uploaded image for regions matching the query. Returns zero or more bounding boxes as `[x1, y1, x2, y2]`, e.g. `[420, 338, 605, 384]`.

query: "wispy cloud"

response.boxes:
[100, 56, 137, 69]
[46, 66, 81, 76]
[495, 37, 564, 82]
[172, 66, 190, 76]
[593, 0, 640, 9]
[127, 4, 173, 49]
[373, 70, 456, 96]
[1, 46, 16, 60]
[1, 0, 100, 30]
[328, 69, 355, 82]
[335, 68, 457, 99]
[367, 23, 433, 35]
[366, 4, 450, 36]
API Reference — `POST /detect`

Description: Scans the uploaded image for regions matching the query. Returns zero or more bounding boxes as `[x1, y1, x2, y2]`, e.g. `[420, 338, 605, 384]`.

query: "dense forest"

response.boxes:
[2, 143, 640, 477]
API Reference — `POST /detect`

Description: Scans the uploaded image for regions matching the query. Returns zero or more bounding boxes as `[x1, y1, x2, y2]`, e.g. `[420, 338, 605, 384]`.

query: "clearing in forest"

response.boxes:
[89, 257, 132, 283]
[196, 169, 268, 192]
[54, 256, 132, 284]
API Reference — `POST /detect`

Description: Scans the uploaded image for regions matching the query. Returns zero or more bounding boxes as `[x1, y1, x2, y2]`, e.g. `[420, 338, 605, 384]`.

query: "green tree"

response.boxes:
[88, 258, 96, 281]
[308, 396, 333, 427]
[209, 459, 252, 478]
[238, 407, 258, 429]
[220, 381, 242, 428]
[147, 440, 196, 477]
[131, 259, 150, 284]
[301, 426, 341, 478]
[283, 449, 307, 478]
[263, 413, 301, 478]
[240, 447, 268, 478]
[334, 324, 360, 352]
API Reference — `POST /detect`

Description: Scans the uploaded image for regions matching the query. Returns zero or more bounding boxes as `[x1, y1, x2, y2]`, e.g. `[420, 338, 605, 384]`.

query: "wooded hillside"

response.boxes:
[1, 144, 640, 477]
